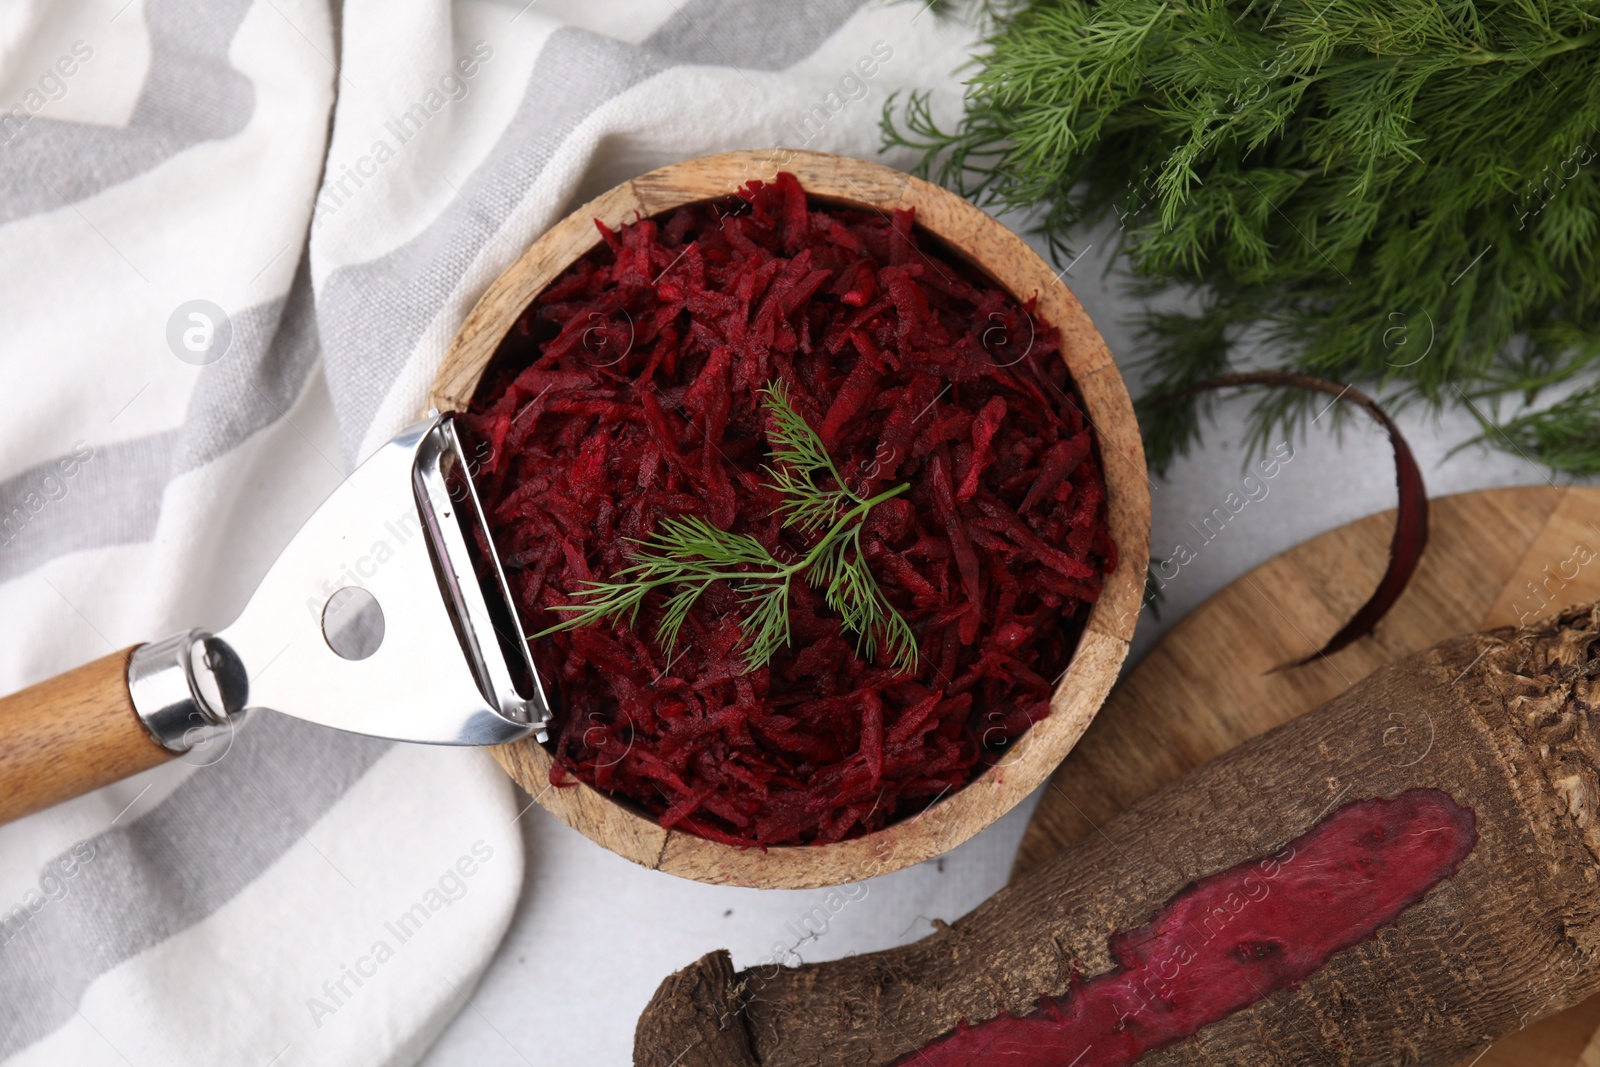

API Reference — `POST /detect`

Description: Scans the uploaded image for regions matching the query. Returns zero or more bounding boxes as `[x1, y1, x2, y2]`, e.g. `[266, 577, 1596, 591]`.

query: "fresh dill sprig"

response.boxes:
[885, 0, 1600, 474]
[537, 380, 919, 674]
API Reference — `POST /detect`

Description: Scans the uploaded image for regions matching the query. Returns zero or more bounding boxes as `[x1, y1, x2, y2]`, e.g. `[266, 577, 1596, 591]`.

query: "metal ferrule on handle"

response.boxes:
[128, 630, 250, 753]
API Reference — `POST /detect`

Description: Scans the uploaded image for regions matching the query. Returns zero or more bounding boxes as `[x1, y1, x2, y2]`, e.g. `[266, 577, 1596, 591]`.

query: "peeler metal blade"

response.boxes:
[128, 414, 552, 752]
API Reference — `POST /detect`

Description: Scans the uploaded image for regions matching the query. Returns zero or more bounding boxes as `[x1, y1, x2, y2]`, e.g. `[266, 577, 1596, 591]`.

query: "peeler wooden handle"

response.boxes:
[0, 647, 173, 823]
[0, 631, 248, 824]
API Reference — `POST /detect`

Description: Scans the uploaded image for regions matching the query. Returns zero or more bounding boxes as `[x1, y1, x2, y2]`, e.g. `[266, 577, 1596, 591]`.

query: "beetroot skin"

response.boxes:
[461, 173, 1116, 847]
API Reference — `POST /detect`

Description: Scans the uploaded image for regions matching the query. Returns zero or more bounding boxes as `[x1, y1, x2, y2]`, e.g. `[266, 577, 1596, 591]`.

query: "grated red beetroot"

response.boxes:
[460, 173, 1116, 847]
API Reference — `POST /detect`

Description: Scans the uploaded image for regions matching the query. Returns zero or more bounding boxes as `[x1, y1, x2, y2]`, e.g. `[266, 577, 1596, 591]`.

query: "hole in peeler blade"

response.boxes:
[322, 586, 386, 660]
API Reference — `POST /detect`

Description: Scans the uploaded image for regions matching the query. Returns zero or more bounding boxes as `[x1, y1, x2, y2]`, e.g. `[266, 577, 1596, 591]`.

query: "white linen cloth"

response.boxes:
[0, 1, 977, 1063]
[0, 1, 1569, 1064]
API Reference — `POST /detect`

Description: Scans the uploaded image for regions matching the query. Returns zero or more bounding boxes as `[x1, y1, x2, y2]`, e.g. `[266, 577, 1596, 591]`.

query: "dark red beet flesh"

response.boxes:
[460, 173, 1116, 847]
[895, 788, 1478, 1065]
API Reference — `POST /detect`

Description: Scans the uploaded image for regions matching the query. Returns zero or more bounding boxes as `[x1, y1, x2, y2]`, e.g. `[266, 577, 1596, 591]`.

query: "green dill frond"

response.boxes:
[656, 579, 712, 657]
[540, 381, 919, 674]
[648, 515, 777, 570]
[764, 463, 843, 534]
[761, 379, 855, 496]
[538, 578, 653, 634]
[762, 377, 864, 530]
[816, 530, 921, 674]
[738, 581, 794, 671]
[1462, 382, 1600, 475]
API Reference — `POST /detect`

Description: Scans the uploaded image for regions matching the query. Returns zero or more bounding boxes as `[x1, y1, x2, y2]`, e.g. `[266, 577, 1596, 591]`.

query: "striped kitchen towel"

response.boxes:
[0, 1, 973, 1063]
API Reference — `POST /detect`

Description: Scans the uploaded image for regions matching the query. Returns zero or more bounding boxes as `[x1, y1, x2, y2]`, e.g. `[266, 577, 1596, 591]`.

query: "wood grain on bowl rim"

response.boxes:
[429, 149, 1151, 888]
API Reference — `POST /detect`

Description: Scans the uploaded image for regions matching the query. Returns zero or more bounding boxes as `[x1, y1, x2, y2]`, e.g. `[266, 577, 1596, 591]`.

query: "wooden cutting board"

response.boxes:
[1014, 485, 1600, 1067]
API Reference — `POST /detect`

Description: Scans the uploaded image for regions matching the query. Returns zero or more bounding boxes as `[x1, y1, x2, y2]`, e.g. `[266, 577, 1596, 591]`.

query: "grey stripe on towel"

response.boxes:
[0, 712, 391, 1058]
[0, 0, 257, 227]
[0, 260, 320, 585]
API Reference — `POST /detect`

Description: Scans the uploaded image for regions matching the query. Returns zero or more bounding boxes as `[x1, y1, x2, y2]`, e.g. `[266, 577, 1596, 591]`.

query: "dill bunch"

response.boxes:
[885, 0, 1600, 473]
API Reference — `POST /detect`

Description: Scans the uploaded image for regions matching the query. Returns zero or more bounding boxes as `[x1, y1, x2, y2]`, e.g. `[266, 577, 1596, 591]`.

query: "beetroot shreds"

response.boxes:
[461, 173, 1116, 848]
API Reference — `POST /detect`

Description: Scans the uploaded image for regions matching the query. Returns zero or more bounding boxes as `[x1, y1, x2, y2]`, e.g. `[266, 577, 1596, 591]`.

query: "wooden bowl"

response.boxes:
[431, 150, 1150, 888]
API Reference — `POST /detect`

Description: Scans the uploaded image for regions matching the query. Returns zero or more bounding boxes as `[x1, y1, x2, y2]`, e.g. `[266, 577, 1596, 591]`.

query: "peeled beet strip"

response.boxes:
[461, 173, 1115, 847]
[1159, 371, 1427, 671]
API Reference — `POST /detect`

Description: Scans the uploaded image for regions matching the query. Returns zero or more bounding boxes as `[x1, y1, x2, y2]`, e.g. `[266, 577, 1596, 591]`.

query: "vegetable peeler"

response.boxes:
[0, 414, 552, 824]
